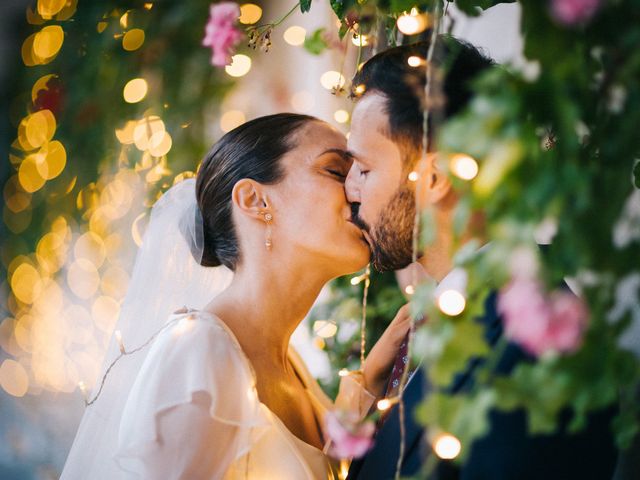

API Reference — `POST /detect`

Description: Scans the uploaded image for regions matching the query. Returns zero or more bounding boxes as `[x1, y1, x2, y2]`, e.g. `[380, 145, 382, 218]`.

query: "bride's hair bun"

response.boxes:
[195, 113, 316, 271]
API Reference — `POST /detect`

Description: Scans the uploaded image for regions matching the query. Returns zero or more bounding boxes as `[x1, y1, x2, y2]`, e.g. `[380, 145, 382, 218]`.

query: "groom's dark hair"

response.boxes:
[351, 35, 494, 168]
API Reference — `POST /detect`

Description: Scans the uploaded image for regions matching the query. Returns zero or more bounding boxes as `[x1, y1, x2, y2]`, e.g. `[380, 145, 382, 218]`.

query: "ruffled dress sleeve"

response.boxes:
[333, 370, 377, 420]
[113, 312, 269, 479]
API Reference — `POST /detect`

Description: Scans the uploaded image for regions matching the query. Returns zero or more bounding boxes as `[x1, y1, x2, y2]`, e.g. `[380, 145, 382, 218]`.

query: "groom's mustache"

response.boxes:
[350, 202, 371, 233]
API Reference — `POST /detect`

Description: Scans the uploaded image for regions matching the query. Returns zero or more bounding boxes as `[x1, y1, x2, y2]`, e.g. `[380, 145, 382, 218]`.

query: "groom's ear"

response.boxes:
[232, 179, 268, 219]
[415, 152, 452, 207]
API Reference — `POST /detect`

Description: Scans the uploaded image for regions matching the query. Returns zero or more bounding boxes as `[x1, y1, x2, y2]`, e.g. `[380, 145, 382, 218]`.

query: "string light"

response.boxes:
[397, 8, 429, 36]
[437, 289, 466, 316]
[359, 265, 371, 369]
[338, 368, 349, 377]
[433, 433, 461, 459]
[77, 380, 88, 401]
[405, 285, 415, 295]
[115, 330, 125, 353]
[351, 34, 370, 46]
[407, 55, 425, 67]
[408, 171, 419, 182]
[377, 398, 393, 411]
[449, 153, 479, 180]
[351, 273, 367, 285]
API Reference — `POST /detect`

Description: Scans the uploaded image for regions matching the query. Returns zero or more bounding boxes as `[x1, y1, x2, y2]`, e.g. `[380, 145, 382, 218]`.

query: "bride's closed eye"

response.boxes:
[326, 168, 347, 180]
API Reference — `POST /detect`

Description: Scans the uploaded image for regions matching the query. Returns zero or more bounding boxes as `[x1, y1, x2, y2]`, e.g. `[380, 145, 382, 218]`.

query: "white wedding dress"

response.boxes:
[60, 179, 375, 479]
[104, 308, 375, 479]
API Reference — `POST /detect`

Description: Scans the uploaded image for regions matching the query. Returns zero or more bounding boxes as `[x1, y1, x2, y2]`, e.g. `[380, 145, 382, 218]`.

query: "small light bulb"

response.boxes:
[78, 381, 88, 402]
[338, 368, 350, 377]
[397, 9, 429, 35]
[351, 34, 370, 46]
[115, 330, 125, 354]
[377, 398, 392, 411]
[405, 285, 415, 295]
[407, 55, 424, 67]
[449, 153, 479, 180]
[437, 289, 466, 316]
[408, 171, 419, 182]
[433, 433, 461, 459]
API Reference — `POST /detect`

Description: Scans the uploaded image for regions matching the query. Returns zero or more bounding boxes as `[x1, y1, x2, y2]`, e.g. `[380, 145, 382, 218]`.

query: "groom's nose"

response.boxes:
[345, 167, 361, 204]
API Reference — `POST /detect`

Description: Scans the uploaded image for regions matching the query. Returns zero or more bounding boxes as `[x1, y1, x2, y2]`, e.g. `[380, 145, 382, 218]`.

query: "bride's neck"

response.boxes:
[205, 263, 328, 368]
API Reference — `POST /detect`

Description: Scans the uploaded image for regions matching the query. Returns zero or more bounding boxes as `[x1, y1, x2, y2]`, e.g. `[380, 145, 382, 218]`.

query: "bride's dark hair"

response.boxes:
[195, 113, 316, 270]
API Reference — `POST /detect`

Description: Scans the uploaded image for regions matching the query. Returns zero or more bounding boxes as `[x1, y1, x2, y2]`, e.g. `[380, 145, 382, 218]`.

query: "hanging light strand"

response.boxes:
[360, 264, 371, 370]
[79, 311, 195, 406]
[395, 3, 443, 479]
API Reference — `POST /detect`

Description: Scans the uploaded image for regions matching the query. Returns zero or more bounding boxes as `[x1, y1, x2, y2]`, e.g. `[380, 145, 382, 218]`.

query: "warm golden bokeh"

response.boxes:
[239, 3, 262, 24]
[122, 28, 145, 51]
[0, 359, 30, 397]
[123, 77, 149, 103]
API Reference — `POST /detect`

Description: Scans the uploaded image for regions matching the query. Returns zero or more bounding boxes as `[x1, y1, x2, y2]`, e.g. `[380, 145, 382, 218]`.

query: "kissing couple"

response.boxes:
[61, 36, 618, 480]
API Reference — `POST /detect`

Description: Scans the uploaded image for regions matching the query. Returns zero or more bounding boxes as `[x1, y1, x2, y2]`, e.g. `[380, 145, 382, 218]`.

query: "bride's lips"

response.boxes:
[347, 219, 372, 249]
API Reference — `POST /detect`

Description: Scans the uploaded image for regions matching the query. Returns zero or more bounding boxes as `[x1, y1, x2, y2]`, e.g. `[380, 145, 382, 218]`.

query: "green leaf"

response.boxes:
[303, 28, 328, 55]
[430, 319, 490, 386]
[454, 0, 516, 16]
[300, 0, 312, 13]
[330, 0, 356, 18]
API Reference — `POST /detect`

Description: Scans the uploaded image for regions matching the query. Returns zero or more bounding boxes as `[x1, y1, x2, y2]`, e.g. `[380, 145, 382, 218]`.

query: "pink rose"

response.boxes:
[550, 0, 602, 26]
[325, 410, 375, 459]
[498, 276, 588, 357]
[202, 2, 243, 67]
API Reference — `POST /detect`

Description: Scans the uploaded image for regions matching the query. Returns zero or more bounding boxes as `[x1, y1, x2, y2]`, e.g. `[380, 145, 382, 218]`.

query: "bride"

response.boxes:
[61, 113, 411, 479]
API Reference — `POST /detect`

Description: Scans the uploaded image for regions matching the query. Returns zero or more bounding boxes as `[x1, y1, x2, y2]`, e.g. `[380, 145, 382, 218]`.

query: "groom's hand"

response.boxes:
[363, 304, 413, 397]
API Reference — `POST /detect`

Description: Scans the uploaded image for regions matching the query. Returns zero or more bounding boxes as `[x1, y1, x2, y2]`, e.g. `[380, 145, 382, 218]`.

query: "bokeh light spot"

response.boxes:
[123, 78, 148, 103]
[239, 4, 262, 24]
[122, 28, 145, 51]
[225, 54, 252, 77]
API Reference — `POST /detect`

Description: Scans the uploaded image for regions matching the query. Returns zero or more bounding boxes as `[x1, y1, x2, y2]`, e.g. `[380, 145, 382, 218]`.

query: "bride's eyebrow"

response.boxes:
[316, 148, 353, 164]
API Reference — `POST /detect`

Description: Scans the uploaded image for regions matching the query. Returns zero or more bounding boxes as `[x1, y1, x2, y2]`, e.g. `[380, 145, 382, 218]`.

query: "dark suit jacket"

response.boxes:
[348, 292, 620, 480]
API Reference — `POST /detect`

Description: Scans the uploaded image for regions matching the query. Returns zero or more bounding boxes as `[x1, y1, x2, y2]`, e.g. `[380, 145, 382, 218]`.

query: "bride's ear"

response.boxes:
[231, 179, 268, 219]
[415, 152, 452, 208]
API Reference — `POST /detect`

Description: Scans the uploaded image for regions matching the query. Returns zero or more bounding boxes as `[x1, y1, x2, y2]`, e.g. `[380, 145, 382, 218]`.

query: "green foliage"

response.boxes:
[300, 0, 313, 14]
[309, 268, 406, 397]
[7, 0, 232, 255]
[309, 0, 640, 464]
[453, 0, 516, 17]
[303, 28, 329, 55]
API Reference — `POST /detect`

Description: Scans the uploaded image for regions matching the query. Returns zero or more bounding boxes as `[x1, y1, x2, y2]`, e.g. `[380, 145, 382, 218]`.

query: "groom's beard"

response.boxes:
[350, 185, 416, 272]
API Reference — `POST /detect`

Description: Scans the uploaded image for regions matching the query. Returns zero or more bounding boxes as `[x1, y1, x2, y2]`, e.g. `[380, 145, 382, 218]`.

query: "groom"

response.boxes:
[344, 38, 621, 479]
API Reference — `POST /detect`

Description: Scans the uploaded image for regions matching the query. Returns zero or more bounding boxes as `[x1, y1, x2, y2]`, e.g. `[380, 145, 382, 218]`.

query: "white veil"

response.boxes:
[61, 178, 233, 478]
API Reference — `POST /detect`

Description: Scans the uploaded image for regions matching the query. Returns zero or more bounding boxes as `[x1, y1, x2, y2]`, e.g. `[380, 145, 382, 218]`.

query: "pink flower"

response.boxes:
[202, 2, 243, 67]
[325, 410, 375, 459]
[498, 276, 588, 357]
[550, 0, 602, 26]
